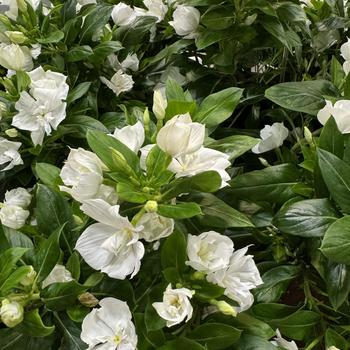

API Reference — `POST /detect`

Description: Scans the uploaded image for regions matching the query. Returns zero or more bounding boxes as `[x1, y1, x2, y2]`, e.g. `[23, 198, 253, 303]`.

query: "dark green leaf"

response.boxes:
[319, 116, 344, 158]
[158, 202, 202, 219]
[161, 230, 187, 272]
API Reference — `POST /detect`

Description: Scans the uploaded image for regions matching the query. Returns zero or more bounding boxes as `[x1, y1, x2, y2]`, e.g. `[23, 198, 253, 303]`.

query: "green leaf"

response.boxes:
[36, 184, 73, 237]
[319, 116, 344, 159]
[233, 313, 275, 339]
[0, 266, 32, 296]
[60, 115, 109, 138]
[318, 148, 350, 213]
[273, 199, 338, 237]
[321, 216, 350, 264]
[34, 226, 62, 283]
[191, 280, 225, 300]
[146, 145, 172, 183]
[37, 30, 64, 44]
[66, 45, 93, 62]
[158, 202, 202, 219]
[158, 338, 206, 350]
[144, 301, 166, 332]
[326, 262, 350, 310]
[265, 80, 339, 115]
[0, 248, 28, 288]
[161, 171, 222, 201]
[201, 8, 234, 30]
[165, 79, 191, 102]
[187, 323, 241, 349]
[14, 309, 55, 337]
[161, 230, 187, 272]
[194, 193, 254, 228]
[66, 82, 91, 104]
[228, 164, 300, 204]
[87, 130, 140, 173]
[253, 266, 300, 303]
[206, 135, 259, 160]
[79, 5, 113, 43]
[35, 163, 61, 189]
[117, 183, 148, 204]
[165, 100, 197, 120]
[236, 334, 278, 350]
[89, 41, 123, 64]
[325, 328, 349, 350]
[66, 252, 81, 280]
[193, 87, 243, 127]
[42, 281, 88, 311]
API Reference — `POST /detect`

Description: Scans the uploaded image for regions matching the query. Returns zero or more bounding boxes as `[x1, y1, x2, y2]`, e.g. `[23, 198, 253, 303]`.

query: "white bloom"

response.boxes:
[12, 91, 66, 146]
[81, 297, 137, 350]
[111, 121, 145, 153]
[317, 99, 350, 134]
[138, 213, 174, 242]
[169, 5, 200, 39]
[144, 0, 168, 22]
[100, 70, 134, 96]
[207, 246, 263, 312]
[42, 264, 73, 288]
[341, 38, 350, 75]
[156, 113, 205, 157]
[0, 204, 29, 229]
[28, 66, 69, 101]
[60, 148, 111, 203]
[4, 187, 31, 208]
[0, 299, 23, 328]
[152, 284, 193, 327]
[0, 43, 33, 71]
[186, 231, 234, 273]
[0, 137, 23, 171]
[0, 0, 18, 20]
[327, 347, 340, 350]
[153, 88, 167, 120]
[121, 53, 139, 72]
[271, 329, 298, 350]
[75, 199, 145, 280]
[169, 147, 231, 187]
[111, 3, 145, 26]
[251, 123, 289, 154]
[140, 144, 155, 170]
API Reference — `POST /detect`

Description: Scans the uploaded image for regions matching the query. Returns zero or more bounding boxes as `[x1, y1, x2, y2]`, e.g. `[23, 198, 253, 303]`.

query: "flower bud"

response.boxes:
[5, 31, 28, 44]
[5, 128, 18, 138]
[20, 266, 36, 286]
[0, 14, 11, 27]
[304, 126, 313, 145]
[153, 89, 167, 120]
[215, 300, 237, 317]
[73, 214, 84, 226]
[327, 347, 340, 350]
[0, 299, 24, 328]
[144, 200, 158, 213]
[78, 292, 99, 307]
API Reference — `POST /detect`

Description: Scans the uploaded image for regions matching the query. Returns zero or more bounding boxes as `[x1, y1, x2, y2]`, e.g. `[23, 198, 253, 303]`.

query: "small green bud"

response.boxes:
[5, 31, 28, 44]
[0, 299, 24, 328]
[73, 214, 84, 226]
[5, 128, 18, 138]
[20, 266, 36, 286]
[192, 271, 206, 280]
[210, 300, 237, 317]
[304, 126, 313, 145]
[144, 200, 158, 213]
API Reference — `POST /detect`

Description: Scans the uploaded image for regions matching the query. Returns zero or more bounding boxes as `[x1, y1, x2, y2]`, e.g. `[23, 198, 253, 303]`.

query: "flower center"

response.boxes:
[113, 334, 122, 345]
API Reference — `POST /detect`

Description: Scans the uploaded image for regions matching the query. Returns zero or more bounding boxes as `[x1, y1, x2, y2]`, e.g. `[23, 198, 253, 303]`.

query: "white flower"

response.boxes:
[28, 66, 69, 101]
[0, 137, 23, 171]
[144, 0, 168, 22]
[81, 297, 137, 350]
[327, 347, 340, 350]
[4, 187, 31, 208]
[60, 148, 113, 203]
[42, 264, 73, 288]
[75, 199, 145, 280]
[207, 246, 263, 312]
[100, 70, 134, 96]
[271, 329, 298, 350]
[341, 38, 350, 75]
[152, 284, 193, 327]
[121, 53, 139, 72]
[168, 147, 231, 187]
[111, 3, 145, 26]
[169, 5, 200, 39]
[138, 213, 174, 242]
[153, 88, 167, 120]
[20, 266, 36, 286]
[317, 99, 350, 134]
[251, 123, 289, 154]
[0, 299, 23, 328]
[0, 205, 29, 229]
[186, 231, 234, 273]
[0, 0, 18, 20]
[12, 91, 66, 146]
[156, 113, 205, 157]
[111, 121, 145, 153]
[0, 43, 33, 71]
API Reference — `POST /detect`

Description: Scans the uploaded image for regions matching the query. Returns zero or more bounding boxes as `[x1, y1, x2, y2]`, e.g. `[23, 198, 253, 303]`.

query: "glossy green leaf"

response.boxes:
[161, 230, 187, 272]
[158, 202, 202, 219]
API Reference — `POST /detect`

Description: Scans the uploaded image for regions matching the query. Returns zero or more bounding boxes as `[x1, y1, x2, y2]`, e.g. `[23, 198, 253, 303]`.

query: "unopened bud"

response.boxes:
[327, 347, 340, 350]
[216, 300, 237, 317]
[5, 31, 28, 44]
[5, 128, 18, 138]
[144, 200, 158, 213]
[0, 14, 11, 27]
[0, 299, 24, 328]
[73, 214, 84, 226]
[111, 149, 134, 175]
[78, 292, 99, 308]
[20, 266, 36, 286]
[304, 126, 313, 145]
[192, 271, 205, 280]
[153, 89, 167, 120]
